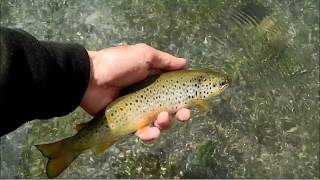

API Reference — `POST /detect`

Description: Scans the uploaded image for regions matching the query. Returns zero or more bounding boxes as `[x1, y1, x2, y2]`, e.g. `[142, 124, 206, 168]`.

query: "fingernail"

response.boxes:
[178, 58, 187, 62]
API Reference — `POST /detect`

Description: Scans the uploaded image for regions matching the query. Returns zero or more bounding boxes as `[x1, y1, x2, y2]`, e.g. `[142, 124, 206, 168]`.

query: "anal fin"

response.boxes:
[74, 122, 87, 132]
[93, 141, 114, 154]
[192, 99, 209, 111]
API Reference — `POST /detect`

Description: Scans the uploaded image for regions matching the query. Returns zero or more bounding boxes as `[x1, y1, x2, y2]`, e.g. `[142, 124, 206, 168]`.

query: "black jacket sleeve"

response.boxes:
[0, 27, 91, 136]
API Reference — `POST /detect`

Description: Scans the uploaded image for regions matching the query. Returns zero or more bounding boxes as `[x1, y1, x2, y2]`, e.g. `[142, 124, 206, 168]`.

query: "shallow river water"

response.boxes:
[0, 0, 319, 178]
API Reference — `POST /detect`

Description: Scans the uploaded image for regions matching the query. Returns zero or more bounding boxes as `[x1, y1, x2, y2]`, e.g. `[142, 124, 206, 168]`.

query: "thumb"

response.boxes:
[150, 49, 187, 71]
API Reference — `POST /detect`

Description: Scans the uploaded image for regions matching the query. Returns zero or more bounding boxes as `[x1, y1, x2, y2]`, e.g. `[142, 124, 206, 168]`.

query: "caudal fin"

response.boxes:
[36, 140, 80, 178]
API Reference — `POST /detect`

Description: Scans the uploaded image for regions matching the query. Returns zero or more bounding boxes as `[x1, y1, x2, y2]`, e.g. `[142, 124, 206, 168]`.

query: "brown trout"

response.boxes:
[36, 69, 230, 178]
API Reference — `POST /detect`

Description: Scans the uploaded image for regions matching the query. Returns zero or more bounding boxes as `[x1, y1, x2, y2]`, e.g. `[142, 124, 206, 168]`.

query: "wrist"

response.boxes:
[86, 50, 96, 80]
[80, 50, 119, 115]
[80, 50, 96, 115]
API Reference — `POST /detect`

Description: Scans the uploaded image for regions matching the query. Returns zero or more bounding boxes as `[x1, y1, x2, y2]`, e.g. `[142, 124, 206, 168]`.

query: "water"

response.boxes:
[0, 0, 319, 178]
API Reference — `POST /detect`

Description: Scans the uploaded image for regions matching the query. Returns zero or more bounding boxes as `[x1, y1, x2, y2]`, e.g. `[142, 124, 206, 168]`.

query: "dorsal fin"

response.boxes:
[119, 74, 161, 96]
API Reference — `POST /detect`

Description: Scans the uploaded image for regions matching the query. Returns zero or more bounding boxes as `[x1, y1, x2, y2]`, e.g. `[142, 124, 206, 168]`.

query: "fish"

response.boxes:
[35, 69, 230, 178]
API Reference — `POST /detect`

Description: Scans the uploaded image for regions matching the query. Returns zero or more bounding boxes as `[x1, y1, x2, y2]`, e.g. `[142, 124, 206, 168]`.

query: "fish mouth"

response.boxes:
[221, 84, 229, 91]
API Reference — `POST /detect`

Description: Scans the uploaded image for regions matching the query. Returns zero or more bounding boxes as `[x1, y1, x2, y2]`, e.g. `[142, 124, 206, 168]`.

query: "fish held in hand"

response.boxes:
[35, 69, 230, 178]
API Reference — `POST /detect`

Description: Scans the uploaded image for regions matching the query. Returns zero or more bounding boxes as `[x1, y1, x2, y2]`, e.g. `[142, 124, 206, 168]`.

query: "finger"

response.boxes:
[154, 111, 171, 130]
[151, 49, 187, 71]
[135, 126, 160, 141]
[149, 69, 163, 76]
[175, 108, 191, 122]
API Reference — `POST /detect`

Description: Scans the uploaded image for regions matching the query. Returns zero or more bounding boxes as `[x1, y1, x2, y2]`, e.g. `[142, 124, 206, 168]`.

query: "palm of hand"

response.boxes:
[80, 44, 191, 141]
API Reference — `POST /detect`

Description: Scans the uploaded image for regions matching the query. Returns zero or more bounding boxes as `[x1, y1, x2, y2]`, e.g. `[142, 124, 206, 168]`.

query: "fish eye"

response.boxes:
[220, 81, 226, 86]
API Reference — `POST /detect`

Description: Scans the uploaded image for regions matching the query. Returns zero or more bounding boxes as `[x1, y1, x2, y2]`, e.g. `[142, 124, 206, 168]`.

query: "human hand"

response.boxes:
[80, 43, 191, 141]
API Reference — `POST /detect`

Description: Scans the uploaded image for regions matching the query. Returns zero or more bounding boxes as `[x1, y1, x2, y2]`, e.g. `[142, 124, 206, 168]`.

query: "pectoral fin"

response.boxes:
[192, 99, 209, 111]
[136, 125, 150, 134]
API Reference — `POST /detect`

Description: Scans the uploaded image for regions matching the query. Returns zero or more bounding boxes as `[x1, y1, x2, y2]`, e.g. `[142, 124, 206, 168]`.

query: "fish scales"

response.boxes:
[35, 70, 230, 178]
